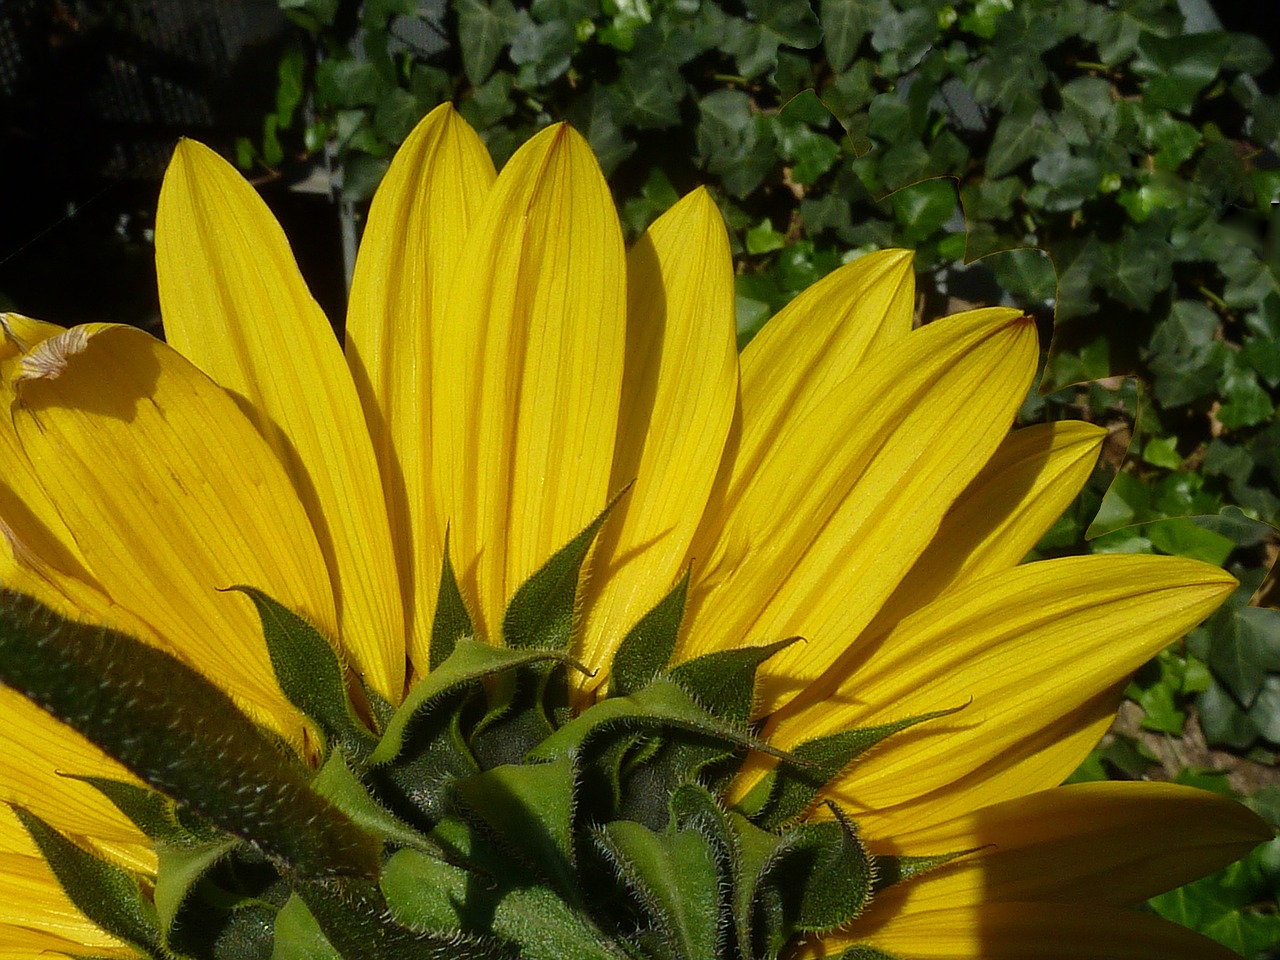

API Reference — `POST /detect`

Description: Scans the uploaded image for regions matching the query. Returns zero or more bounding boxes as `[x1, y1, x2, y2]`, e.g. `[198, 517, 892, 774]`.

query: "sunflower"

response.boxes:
[0, 104, 1268, 960]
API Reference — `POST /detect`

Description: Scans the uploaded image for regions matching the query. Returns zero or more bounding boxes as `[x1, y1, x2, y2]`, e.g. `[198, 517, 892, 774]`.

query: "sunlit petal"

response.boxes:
[765, 555, 1234, 823]
[577, 189, 737, 691]
[157, 139, 404, 700]
[431, 124, 626, 640]
[346, 104, 495, 673]
[9, 325, 331, 738]
[684, 308, 1037, 712]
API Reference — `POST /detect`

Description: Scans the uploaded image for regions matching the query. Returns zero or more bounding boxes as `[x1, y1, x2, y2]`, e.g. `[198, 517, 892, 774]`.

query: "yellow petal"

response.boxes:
[0, 919, 136, 959]
[801, 901, 1245, 960]
[0, 689, 151, 862]
[863, 782, 1269, 916]
[431, 124, 626, 641]
[156, 139, 403, 700]
[794, 420, 1107, 716]
[10, 325, 333, 739]
[768, 555, 1234, 829]
[345, 104, 495, 672]
[684, 308, 1038, 712]
[576, 189, 737, 691]
[0, 313, 64, 364]
[736, 248, 915, 481]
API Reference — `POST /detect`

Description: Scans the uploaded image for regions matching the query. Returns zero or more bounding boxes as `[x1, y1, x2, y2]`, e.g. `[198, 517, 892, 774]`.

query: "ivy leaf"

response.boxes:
[722, 0, 821, 79]
[987, 107, 1060, 178]
[455, 0, 520, 85]
[819, 0, 886, 71]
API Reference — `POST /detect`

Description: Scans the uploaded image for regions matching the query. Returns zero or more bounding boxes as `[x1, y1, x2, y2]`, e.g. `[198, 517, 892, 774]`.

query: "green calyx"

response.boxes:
[0, 509, 961, 960]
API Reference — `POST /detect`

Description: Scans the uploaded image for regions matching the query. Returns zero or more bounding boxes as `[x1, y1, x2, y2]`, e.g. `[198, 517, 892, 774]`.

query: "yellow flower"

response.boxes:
[0, 104, 1268, 959]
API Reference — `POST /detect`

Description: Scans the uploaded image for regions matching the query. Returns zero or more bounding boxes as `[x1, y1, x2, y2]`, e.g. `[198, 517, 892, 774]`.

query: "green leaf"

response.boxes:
[746, 218, 788, 254]
[888, 178, 956, 245]
[594, 819, 722, 960]
[667, 638, 798, 727]
[455, 0, 520, 85]
[14, 807, 165, 957]
[759, 811, 872, 936]
[382, 843, 615, 960]
[297, 876, 497, 960]
[503, 488, 624, 650]
[1218, 367, 1275, 429]
[312, 751, 438, 851]
[529, 677, 784, 765]
[740, 709, 959, 830]
[315, 59, 385, 108]
[609, 569, 690, 698]
[722, 0, 821, 78]
[819, 0, 885, 71]
[430, 531, 475, 669]
[450, 755, 581, 898]
[0, 591, 379, 880]
[153, 837, 240, 936]
[235, 586, 377, 761]
[1146, 517, 1234, 566]
[374, 639, 578, 765]
[274, 894, 346, 960]
[987, 107, 1059, 179]
[510, 12, 575, 86]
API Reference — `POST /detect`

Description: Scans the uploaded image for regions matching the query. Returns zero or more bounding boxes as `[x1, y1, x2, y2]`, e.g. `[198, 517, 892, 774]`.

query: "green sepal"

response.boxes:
[759, 808, 872, 938]
[428, 528, 474, 669]
[836, 948, 900, 960]
[232, 586, 377, 763]
[448, 755, 581, 901]
[528, 677, 792, 767]
[608, 568, 690, 697]
[69, 776, 225, 849]
[667, 637, 799, 726]
[740, 707, 962, 830]
[0, 590, 380, 880]
[725, 810, 784, 960]
[311, 751, 439, 853]
[295, 877, 500, 960]
[502, 485, 629, 650]
[373, 693, 479, 827]
[273, 895, 344, 960]
[382, 842, 617, 960]
[872, 849, 978, 893]
[13, 806, 166, 958]
[593, 819, 722, 960]
[153, 838, 240, 938]
[372, 639, 582, 765]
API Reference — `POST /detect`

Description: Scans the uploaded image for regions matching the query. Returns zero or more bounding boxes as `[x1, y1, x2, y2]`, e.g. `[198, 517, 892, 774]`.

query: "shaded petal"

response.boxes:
[157, 139, 403, 700]
[345, 104, 495, 673]
[765, 555, 1234, 827]
[0, 689, 152, 866]
[576, 189, 737, 690]
[863, 782, 1269, 914]
[801, 901, 1244, 960]
[684, 308, 1038, 712]
[431, 124, 626, 640]
[10, 325, 333, 739]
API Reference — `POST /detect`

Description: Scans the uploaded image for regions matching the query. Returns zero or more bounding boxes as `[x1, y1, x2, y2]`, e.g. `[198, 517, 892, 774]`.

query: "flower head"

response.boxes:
[0, 105, 1269, 960]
